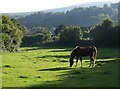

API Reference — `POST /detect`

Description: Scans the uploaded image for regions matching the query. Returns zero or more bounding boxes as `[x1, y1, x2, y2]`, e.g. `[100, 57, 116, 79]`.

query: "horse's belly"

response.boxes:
[81, 54, 89, 56]
[81, 53, 92, 56]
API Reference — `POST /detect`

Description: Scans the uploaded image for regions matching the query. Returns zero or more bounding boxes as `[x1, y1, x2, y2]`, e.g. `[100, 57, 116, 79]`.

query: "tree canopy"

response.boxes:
[2, 16, 23, 52]
[90, 18, 118, 47]
[59, 26, 83, 45]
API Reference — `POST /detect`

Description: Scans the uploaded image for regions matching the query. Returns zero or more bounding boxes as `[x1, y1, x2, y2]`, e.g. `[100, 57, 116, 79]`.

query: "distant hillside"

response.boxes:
[18, 3, 118, 29]
[3, 12, 35, 19]
[44, 2, 113, 13]
[5, 2, 116, 18]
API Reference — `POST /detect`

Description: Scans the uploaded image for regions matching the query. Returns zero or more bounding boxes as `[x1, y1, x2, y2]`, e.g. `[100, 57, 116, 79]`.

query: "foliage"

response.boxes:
[22, 34, 44, 46]
[20, 17, 119, 47]
[17, 3, 118, 47]
[19, 3, 118, 29]
[90, 18, 118, 47]
[54, 24, 66, 35]
[2, 16, 23, 52]
[59, 26, 83, 45]
[22, 26, 52, 46]
[32, 27, 52, 43]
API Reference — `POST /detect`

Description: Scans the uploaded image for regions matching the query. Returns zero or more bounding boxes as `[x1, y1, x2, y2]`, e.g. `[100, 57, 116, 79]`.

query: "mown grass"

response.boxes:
[2, 46, 119, 87]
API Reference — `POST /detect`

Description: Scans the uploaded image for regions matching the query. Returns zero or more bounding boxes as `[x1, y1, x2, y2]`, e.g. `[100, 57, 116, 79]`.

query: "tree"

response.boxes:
[103, 4, 108, 9]
[2, 16, 23, 52]
[54, 24, 65, 35]
[101, 18, 115, 29]
[90, 18, 117, 47]
[60, 26, 83, 45]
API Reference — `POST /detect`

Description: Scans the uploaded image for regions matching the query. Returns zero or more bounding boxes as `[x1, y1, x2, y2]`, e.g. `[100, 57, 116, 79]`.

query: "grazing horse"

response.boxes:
[70, 46, 97, 68]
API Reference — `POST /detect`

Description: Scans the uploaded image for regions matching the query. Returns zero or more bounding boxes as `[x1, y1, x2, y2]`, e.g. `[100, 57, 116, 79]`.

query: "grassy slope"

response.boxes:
[2, 47, 119, 87]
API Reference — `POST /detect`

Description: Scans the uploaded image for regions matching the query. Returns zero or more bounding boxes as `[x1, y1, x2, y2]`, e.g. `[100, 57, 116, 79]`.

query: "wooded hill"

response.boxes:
[18, 3, 118, 29]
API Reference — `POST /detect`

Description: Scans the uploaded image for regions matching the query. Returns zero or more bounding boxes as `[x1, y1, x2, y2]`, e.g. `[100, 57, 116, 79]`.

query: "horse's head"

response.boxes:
[70, 47, 78, 67]
[70, 55, 74, 67]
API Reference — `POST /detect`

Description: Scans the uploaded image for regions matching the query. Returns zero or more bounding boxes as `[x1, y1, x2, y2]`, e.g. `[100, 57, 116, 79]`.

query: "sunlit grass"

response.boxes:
[2, 46, 119, 87]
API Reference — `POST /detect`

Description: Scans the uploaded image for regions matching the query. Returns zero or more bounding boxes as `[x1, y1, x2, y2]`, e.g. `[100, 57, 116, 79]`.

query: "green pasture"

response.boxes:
[2, 46, 119, 87]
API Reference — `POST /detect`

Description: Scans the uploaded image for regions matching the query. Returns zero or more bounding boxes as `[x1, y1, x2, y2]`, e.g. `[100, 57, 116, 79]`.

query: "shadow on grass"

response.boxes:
[22, 46, 72, 52]
[38, 67, 71, 71]
[26, 59, 119, 88]
[50, 49, 72, 52]
[38, 55, 69, 59]
[35, 55, 69, 62]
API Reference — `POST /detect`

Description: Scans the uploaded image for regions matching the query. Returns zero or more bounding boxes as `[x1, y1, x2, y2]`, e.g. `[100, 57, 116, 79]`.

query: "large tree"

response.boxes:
[90, 18, 118, 47]
[2, 16, 23, 52]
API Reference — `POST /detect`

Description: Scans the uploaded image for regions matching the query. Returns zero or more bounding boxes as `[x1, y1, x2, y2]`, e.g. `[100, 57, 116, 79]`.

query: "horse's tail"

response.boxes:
[92, 46, 97, 61]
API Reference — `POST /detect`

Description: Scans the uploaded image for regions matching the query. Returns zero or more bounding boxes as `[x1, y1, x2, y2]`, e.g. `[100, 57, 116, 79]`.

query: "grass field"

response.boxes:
[2, 46, 119, 87]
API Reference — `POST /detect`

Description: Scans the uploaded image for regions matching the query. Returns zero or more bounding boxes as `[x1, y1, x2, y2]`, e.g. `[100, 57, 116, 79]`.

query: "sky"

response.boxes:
[0, 0, 119, 13]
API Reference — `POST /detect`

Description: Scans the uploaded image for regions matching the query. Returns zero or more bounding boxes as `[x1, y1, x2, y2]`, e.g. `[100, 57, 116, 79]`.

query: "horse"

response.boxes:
[70, 46, 97, 68]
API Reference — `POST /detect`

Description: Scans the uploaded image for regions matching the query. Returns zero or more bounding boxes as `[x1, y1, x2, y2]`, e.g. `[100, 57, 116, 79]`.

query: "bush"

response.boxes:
[22, 34, 44, 46]
[60, 26, 83, 45]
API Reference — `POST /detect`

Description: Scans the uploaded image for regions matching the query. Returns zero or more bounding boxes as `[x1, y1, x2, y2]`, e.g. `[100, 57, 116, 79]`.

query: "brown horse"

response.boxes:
[70, 46, 97, 68]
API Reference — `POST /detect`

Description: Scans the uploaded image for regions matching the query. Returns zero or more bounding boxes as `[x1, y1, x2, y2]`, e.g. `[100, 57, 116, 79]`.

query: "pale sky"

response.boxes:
[0, 0, 119, 13]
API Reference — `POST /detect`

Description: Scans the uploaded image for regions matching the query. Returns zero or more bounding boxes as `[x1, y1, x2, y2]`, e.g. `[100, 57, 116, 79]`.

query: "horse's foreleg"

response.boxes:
[80, 57, 82, 68]
[75, 56, 78, 67]
[89, 61, 91, 67]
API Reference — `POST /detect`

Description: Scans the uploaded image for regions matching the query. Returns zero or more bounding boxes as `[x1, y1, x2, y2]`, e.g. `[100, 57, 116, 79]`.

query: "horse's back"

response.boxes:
[75, 46, 97, 56]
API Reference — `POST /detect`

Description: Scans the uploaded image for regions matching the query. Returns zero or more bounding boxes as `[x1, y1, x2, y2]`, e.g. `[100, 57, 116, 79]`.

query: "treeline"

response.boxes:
[1, 15, 119, 52]
[22, 18, 119, 47]
[19, 3, 118, 29]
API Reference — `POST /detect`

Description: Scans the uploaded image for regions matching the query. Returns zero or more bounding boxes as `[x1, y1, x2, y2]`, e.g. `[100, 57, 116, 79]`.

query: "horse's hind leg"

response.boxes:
[91, 61, 94, 67]
[89, 56, 94, 67]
